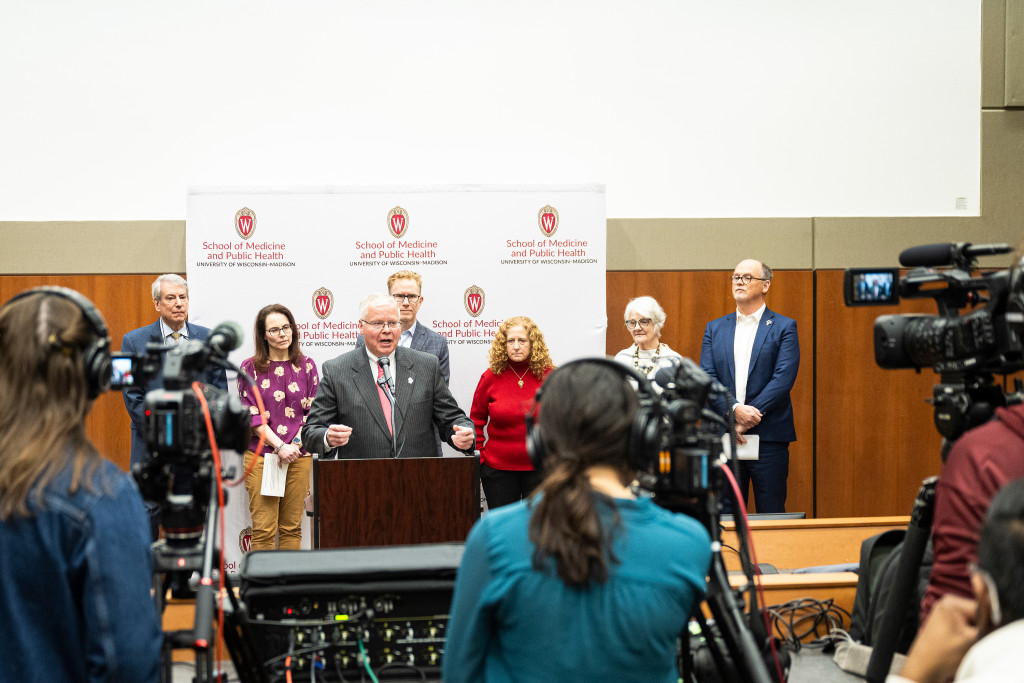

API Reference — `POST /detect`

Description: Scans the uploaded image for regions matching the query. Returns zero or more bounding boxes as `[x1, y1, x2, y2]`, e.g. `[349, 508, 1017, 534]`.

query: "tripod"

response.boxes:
[864, 477, 936, 683]
[151, 467, 228, 683]
[677, 485, 777, 683]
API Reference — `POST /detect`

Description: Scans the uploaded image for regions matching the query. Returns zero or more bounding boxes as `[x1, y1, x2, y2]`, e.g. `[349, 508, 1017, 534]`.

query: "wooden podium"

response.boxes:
[312, 455, 480, 548]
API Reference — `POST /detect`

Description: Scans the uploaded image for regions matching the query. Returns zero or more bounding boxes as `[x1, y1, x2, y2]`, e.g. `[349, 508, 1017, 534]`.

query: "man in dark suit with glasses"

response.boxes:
[699, 259, 800, 513]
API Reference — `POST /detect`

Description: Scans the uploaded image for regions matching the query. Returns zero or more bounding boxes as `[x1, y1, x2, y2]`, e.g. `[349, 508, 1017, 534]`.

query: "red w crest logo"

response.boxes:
[537, 205, 559, 237]
[540, 213, 556, 234]
[387, 207, 409, 239]
[234, 207, 256, 240]
[312, 287, 334, 320]
[464, 285, 485, 318]
[237, 214, 254, 237]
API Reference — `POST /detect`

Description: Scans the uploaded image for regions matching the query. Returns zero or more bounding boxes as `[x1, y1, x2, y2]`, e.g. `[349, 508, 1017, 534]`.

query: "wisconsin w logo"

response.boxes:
[388, 206, 409, 239]
[312, 287, 334, 320]
[464, 285, 485, 318]
[538, 205, 559, 237]
[235, 207, 256, 239]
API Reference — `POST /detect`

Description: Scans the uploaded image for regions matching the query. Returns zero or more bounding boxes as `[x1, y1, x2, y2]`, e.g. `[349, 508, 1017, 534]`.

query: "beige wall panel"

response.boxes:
[1007, 0, 1024, 105]
[607, 218, 813, 271]
[980, 109, 1024, 220]
[813, 217, 983, 268]
[983, 0, 1007, 108]
[0, 221, 185, 274]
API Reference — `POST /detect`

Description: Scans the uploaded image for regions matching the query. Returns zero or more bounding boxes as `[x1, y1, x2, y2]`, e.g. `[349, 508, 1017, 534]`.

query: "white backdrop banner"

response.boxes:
[186, 185, 606, 572]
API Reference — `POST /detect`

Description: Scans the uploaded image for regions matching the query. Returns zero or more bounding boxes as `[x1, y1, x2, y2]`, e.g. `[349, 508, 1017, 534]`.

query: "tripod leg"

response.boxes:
[865, 478, 937, 683]
[687, 609, 735, 682]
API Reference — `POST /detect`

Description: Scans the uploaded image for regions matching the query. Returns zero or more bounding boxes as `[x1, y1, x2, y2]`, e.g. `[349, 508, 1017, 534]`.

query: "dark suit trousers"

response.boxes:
[737, 440, 789, 513]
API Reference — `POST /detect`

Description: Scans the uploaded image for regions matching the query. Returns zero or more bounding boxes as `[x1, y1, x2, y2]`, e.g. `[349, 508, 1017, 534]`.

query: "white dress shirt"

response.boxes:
[733, 303, 765, 405]
[399, 321, 418, 348]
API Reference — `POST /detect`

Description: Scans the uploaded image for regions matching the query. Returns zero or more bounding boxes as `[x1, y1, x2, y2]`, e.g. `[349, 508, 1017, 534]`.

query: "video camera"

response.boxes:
[843, 241, 1024, 444]
[113, 322, 250, 545]
[635, 357, 784, 683]
[635, 357, 731, 506]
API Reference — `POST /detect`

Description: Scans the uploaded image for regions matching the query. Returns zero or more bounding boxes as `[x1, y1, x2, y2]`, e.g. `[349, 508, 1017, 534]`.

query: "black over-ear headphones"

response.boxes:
[525, 357, 665, 472]
[4, 286, 112, 399]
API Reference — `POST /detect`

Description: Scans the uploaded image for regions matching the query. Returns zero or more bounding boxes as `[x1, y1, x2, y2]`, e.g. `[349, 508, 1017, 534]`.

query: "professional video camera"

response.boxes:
[844, 241, 1024, 444]
[637, 357, 783, 683]
[113, 322, 251, 681]
[113, 321, 250, 545]
[843, 243, 1024, 682]
[642, 357, 731, 507]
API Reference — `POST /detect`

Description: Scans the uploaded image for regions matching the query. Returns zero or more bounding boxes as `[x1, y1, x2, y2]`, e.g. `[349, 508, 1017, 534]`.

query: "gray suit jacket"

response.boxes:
[303, 346, 473, 459]
[356, 323, 451, 455]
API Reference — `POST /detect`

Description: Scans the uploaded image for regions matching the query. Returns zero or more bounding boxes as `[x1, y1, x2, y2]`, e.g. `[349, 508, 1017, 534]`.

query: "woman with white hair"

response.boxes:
[614, 295, 682, 376]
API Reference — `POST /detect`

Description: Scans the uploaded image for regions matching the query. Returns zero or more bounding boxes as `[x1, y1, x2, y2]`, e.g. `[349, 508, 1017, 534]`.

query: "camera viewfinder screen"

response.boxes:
[110, 356, 135, 388]
[854, 272, 894, 303]
[844, 268, 900, 306]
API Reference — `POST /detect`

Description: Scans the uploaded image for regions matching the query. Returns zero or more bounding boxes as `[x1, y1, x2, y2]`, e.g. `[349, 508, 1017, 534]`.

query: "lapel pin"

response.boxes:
[766, 320, 773, 325]
[408, 377, 414, 384]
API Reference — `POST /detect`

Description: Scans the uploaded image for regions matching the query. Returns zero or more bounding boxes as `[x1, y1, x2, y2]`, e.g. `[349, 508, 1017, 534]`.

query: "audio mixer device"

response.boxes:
[237, 543, 463, 682]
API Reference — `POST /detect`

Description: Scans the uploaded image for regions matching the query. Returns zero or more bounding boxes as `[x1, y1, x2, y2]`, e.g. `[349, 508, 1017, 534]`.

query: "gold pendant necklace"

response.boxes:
[509, 364, 529, 388]
[633, 343, 661, 376]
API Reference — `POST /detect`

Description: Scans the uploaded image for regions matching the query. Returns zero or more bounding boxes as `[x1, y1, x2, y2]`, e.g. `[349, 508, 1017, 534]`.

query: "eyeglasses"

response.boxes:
[362, 320, 401, 331]
[267, 324, 292, 336]
[625, 318, 653, 329]
[731, 274, 769, 285]
[392, 294, 421, 303]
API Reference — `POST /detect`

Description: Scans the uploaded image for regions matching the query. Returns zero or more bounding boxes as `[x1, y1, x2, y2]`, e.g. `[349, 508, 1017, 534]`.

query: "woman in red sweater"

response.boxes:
[471, 316, 554, 509]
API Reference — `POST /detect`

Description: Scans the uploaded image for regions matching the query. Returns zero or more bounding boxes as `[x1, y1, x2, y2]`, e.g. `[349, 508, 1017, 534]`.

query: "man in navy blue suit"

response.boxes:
[120, 274, 228, 537]
[699, 259, 800, 512]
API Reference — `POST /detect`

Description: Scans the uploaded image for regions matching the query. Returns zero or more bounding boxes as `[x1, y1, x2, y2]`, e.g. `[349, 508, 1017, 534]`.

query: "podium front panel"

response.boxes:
[315, 456, 479, 548]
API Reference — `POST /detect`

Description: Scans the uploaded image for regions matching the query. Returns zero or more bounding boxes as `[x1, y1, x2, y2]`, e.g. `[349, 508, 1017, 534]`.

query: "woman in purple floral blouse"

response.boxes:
[237, 304, 319, 550]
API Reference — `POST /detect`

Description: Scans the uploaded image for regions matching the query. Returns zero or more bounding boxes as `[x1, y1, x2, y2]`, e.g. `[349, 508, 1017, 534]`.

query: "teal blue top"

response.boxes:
[442, 494, 712, 683]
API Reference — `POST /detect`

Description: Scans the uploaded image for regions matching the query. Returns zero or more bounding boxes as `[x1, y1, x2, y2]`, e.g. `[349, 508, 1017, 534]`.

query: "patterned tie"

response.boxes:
[170, 332, 181, 342]
[376, 361, 393, 435]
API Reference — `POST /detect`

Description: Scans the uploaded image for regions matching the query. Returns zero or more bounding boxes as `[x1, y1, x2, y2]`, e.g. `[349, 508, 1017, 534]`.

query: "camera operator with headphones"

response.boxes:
[0, 288, 161, 682]
[443, 359, 712, 682]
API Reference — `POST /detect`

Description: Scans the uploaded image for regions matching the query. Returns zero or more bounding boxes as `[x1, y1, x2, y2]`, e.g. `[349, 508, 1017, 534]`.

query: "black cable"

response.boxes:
[765, 598, 852, 652]
[377, 662, 429, 681]
[263, 643, 329, 667]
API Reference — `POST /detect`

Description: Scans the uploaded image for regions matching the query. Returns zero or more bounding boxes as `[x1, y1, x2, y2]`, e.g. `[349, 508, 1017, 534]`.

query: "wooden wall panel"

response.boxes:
[814, 271, 944, 517]
[1, 274, 165, 473]
[606, 271, 815, 517]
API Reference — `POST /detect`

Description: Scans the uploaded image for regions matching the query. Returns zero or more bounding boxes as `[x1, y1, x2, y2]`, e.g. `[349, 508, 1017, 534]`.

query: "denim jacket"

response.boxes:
[0, 455, 161, 682]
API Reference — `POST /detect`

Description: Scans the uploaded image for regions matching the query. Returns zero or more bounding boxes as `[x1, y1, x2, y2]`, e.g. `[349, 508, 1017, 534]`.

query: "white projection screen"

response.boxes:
[0, 1, 980, 219]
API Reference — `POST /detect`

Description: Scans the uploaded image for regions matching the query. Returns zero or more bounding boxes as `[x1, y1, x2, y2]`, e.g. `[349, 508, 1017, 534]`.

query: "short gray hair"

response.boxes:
[624, 296, 667, 336]
[359, 292, 399, 321]
[151, 274, 188, 300]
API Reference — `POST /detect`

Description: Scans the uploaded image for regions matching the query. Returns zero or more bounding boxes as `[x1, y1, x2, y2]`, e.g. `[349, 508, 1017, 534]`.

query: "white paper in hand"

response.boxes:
[260, 452, 287, 497]
[721, 434, 759, 461]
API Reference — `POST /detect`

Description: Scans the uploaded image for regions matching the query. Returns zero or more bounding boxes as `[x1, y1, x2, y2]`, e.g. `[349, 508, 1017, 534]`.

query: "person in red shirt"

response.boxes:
[470, 316, 554, 509]
[921, 402, 1024, 622]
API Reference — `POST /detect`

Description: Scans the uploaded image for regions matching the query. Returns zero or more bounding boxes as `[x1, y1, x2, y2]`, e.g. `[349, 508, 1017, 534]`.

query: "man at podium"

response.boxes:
[303, 293, 475, 459]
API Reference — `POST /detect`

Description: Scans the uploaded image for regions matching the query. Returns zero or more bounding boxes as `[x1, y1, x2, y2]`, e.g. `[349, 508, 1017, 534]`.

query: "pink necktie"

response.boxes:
[376, 361, 393, 434]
